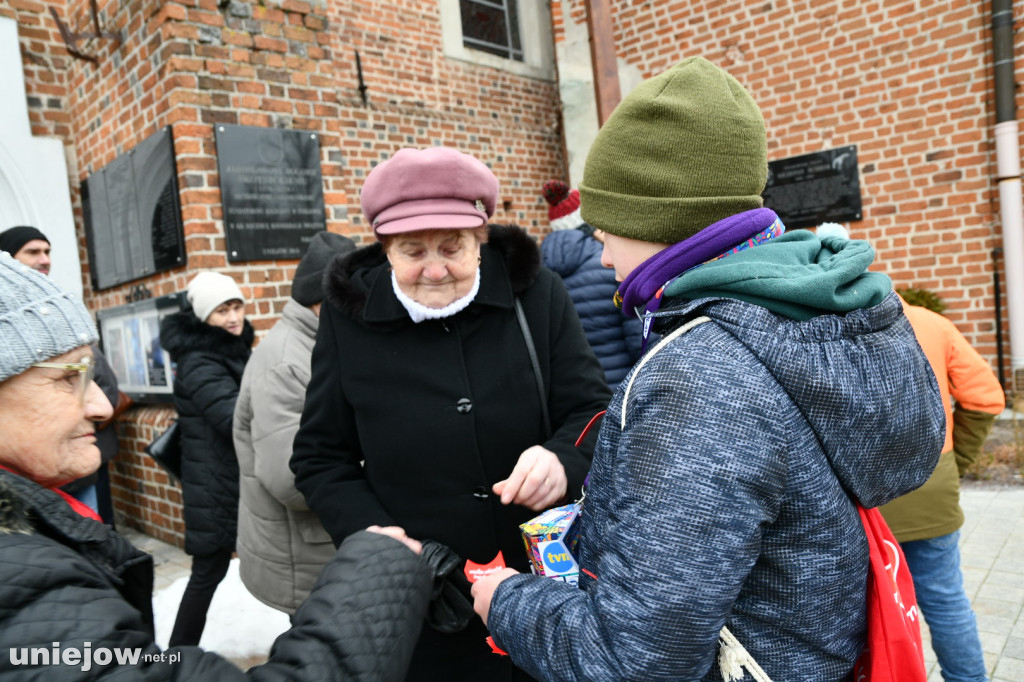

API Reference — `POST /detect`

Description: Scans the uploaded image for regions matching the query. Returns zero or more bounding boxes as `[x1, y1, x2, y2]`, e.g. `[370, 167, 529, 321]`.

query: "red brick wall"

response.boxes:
[109, 408, 184, 547]
[12, 0, 1016, 544]
[2, 1, 72, 140]
[10, 0, 565, 545]
[556, 0, 1015, 379]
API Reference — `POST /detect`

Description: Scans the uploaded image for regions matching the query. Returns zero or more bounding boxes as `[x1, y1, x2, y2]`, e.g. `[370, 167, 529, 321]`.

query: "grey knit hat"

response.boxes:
[0, 252, 98, 382]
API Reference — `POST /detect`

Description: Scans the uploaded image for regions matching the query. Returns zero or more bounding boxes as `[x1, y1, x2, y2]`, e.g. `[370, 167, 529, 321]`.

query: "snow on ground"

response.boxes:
[153, 558, 290, 657]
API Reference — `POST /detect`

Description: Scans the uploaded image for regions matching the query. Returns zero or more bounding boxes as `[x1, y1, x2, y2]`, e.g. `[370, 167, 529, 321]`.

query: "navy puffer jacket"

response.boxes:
[159, 310, 252, 557]
[541, 228, 643, 387]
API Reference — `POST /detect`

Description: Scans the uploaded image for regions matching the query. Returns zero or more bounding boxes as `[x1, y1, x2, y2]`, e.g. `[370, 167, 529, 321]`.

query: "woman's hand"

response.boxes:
[492, 445, 567, 511]
[366, 525, 423, 555]
[471, 567, 519, 626]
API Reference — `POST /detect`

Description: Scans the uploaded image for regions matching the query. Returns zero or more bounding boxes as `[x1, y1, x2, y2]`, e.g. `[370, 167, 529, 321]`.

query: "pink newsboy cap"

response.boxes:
[361, 147, 500, 238]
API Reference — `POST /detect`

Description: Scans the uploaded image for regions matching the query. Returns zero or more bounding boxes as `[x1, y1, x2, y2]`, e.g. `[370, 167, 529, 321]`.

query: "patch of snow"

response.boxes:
[153, 558, 291, 656]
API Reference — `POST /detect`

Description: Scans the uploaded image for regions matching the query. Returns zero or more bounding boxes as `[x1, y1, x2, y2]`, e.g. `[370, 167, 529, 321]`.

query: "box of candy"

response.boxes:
[519, 501, 582, 586]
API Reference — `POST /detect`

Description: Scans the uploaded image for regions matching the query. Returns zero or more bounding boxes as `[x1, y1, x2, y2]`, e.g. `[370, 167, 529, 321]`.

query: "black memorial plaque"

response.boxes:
[762, 145, 862, 230]
[82, 126, 186, 290]
[215, 125, 326, 262]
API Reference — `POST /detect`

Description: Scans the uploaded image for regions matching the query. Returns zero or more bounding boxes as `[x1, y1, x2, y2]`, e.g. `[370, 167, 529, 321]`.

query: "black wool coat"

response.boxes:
[159, 311, 252, 557]
[292, 224, 611, 565]
[290, 224, 611, 680]
[0, 469, 432, 681]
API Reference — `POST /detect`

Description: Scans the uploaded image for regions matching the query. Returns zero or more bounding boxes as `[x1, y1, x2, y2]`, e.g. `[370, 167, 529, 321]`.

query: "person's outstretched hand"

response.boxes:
[366, 525, 422, 555]
[493, 445, 567, 511]
[471, 568, 519, 626]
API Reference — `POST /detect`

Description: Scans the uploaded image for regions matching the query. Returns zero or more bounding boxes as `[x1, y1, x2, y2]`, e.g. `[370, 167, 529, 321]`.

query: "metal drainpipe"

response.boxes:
[992, 0, 1024, 393]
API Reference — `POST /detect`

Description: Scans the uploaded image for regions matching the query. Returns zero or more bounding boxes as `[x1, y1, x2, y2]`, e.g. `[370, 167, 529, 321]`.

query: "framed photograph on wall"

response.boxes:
[96, 292, 187, 404]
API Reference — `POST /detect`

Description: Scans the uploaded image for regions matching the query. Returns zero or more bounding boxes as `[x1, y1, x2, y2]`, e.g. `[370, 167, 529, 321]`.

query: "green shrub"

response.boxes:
[897, 288, 947, 314]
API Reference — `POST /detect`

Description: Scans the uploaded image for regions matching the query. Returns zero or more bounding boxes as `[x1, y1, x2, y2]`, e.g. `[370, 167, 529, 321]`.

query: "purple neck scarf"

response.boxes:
[614, 208, 784, 344]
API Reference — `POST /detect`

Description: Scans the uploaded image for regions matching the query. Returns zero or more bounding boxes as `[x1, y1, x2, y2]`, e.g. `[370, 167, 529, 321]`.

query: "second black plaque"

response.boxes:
[215, 125, 327, 262]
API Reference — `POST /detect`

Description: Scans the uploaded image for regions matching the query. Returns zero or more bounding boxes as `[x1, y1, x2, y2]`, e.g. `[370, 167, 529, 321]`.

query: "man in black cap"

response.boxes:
[0, 225, 51, 274]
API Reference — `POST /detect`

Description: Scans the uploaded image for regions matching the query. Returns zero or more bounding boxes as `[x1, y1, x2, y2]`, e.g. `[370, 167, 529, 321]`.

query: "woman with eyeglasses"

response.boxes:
[157, 270, 254, 648]
[0, 254, 433, 679]
[290, 147, 612, 681]
[0, 278, 110, 496]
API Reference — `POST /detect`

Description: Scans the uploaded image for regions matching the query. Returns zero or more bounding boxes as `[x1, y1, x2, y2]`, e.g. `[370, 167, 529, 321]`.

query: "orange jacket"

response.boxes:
[901, 300, 1005, 456]
[879, 298, 1005, 542]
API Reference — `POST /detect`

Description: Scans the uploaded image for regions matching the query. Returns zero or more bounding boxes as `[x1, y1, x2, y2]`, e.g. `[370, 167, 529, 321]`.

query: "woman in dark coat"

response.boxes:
[291, 147, 612, 681]
[159, 271, 253, 647]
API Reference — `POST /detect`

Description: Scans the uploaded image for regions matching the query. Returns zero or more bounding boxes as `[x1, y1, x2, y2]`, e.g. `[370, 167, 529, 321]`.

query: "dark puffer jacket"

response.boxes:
[541, 228, 643, 387]
[0, 469, 431, 681]
[159, 311, 252, 557]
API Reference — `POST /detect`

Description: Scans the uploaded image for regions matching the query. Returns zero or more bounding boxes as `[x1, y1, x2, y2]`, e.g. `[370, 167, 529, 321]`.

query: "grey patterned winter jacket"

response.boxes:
[488, 293, 944, 681]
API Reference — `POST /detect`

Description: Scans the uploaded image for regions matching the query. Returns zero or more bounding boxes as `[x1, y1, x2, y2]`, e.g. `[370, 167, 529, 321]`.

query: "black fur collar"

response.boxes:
[158, 310, 254, 360]
[323, 224, 540, 323]
[0, 474, 32, 535]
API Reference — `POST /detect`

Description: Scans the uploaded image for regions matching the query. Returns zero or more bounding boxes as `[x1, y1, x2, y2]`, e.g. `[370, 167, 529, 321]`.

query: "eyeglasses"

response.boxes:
[30, 355, 95, 405]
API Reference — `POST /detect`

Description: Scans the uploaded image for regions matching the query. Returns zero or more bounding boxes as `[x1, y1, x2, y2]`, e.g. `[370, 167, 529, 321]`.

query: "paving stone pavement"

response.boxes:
[123, 485, 1024, 678]
[927, 484, 1024, 682]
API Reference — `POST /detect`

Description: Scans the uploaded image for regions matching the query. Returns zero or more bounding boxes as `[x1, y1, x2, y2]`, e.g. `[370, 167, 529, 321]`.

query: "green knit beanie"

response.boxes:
[579, 57, 767, 244]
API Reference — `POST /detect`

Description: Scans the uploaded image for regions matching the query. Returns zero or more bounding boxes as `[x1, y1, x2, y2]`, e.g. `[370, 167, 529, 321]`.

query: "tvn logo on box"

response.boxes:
[540, 540, 577, 580]
[520, 502, 582, 587]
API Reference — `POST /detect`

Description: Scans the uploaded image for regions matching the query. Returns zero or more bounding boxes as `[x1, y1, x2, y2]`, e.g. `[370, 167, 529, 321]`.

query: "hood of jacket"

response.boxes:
[159, 308, 255, 360]
[0, 473, 31, 535]
[0, 470, 148, 567]
[280, 297, 319, 339]
[663, 230, 893, 321]
[540, 228, 602, 279]
[654, 292, 944, 507]
[323, 223, 541, 329]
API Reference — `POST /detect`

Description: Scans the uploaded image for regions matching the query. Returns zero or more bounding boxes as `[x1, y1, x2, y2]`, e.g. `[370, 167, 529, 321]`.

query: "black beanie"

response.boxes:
[292, 231, 357, 306]
[0, 226, 50, 257]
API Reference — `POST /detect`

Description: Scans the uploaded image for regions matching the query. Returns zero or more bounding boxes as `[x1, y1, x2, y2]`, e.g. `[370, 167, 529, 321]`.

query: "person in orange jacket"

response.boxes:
[885, 296, 1003, 682]
[819, 222, 1005, 682]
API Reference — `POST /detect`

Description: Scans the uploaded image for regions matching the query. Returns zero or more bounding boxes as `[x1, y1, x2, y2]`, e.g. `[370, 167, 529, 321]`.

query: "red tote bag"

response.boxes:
[852, 505, 928, 682]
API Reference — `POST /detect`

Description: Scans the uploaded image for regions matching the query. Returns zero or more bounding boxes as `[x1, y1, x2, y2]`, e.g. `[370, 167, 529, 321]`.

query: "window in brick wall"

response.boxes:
[441, 0, 553, 81]
[460, 0, 523, 62]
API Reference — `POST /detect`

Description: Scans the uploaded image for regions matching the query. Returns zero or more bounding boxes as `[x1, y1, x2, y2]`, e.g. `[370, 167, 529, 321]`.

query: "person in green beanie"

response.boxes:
[472, 57, 945, 681]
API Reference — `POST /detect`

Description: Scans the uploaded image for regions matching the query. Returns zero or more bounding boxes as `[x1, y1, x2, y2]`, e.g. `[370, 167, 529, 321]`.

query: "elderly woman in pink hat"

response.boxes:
[291, 147, 611, 680]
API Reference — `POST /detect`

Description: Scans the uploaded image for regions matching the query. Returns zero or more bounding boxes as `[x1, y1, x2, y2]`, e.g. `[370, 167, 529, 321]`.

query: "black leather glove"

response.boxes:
[418, 540, 475, 633]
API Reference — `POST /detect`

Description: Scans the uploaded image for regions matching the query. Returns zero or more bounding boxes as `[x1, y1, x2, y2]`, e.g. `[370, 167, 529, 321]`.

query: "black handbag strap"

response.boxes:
[514, 297, 551, 440]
